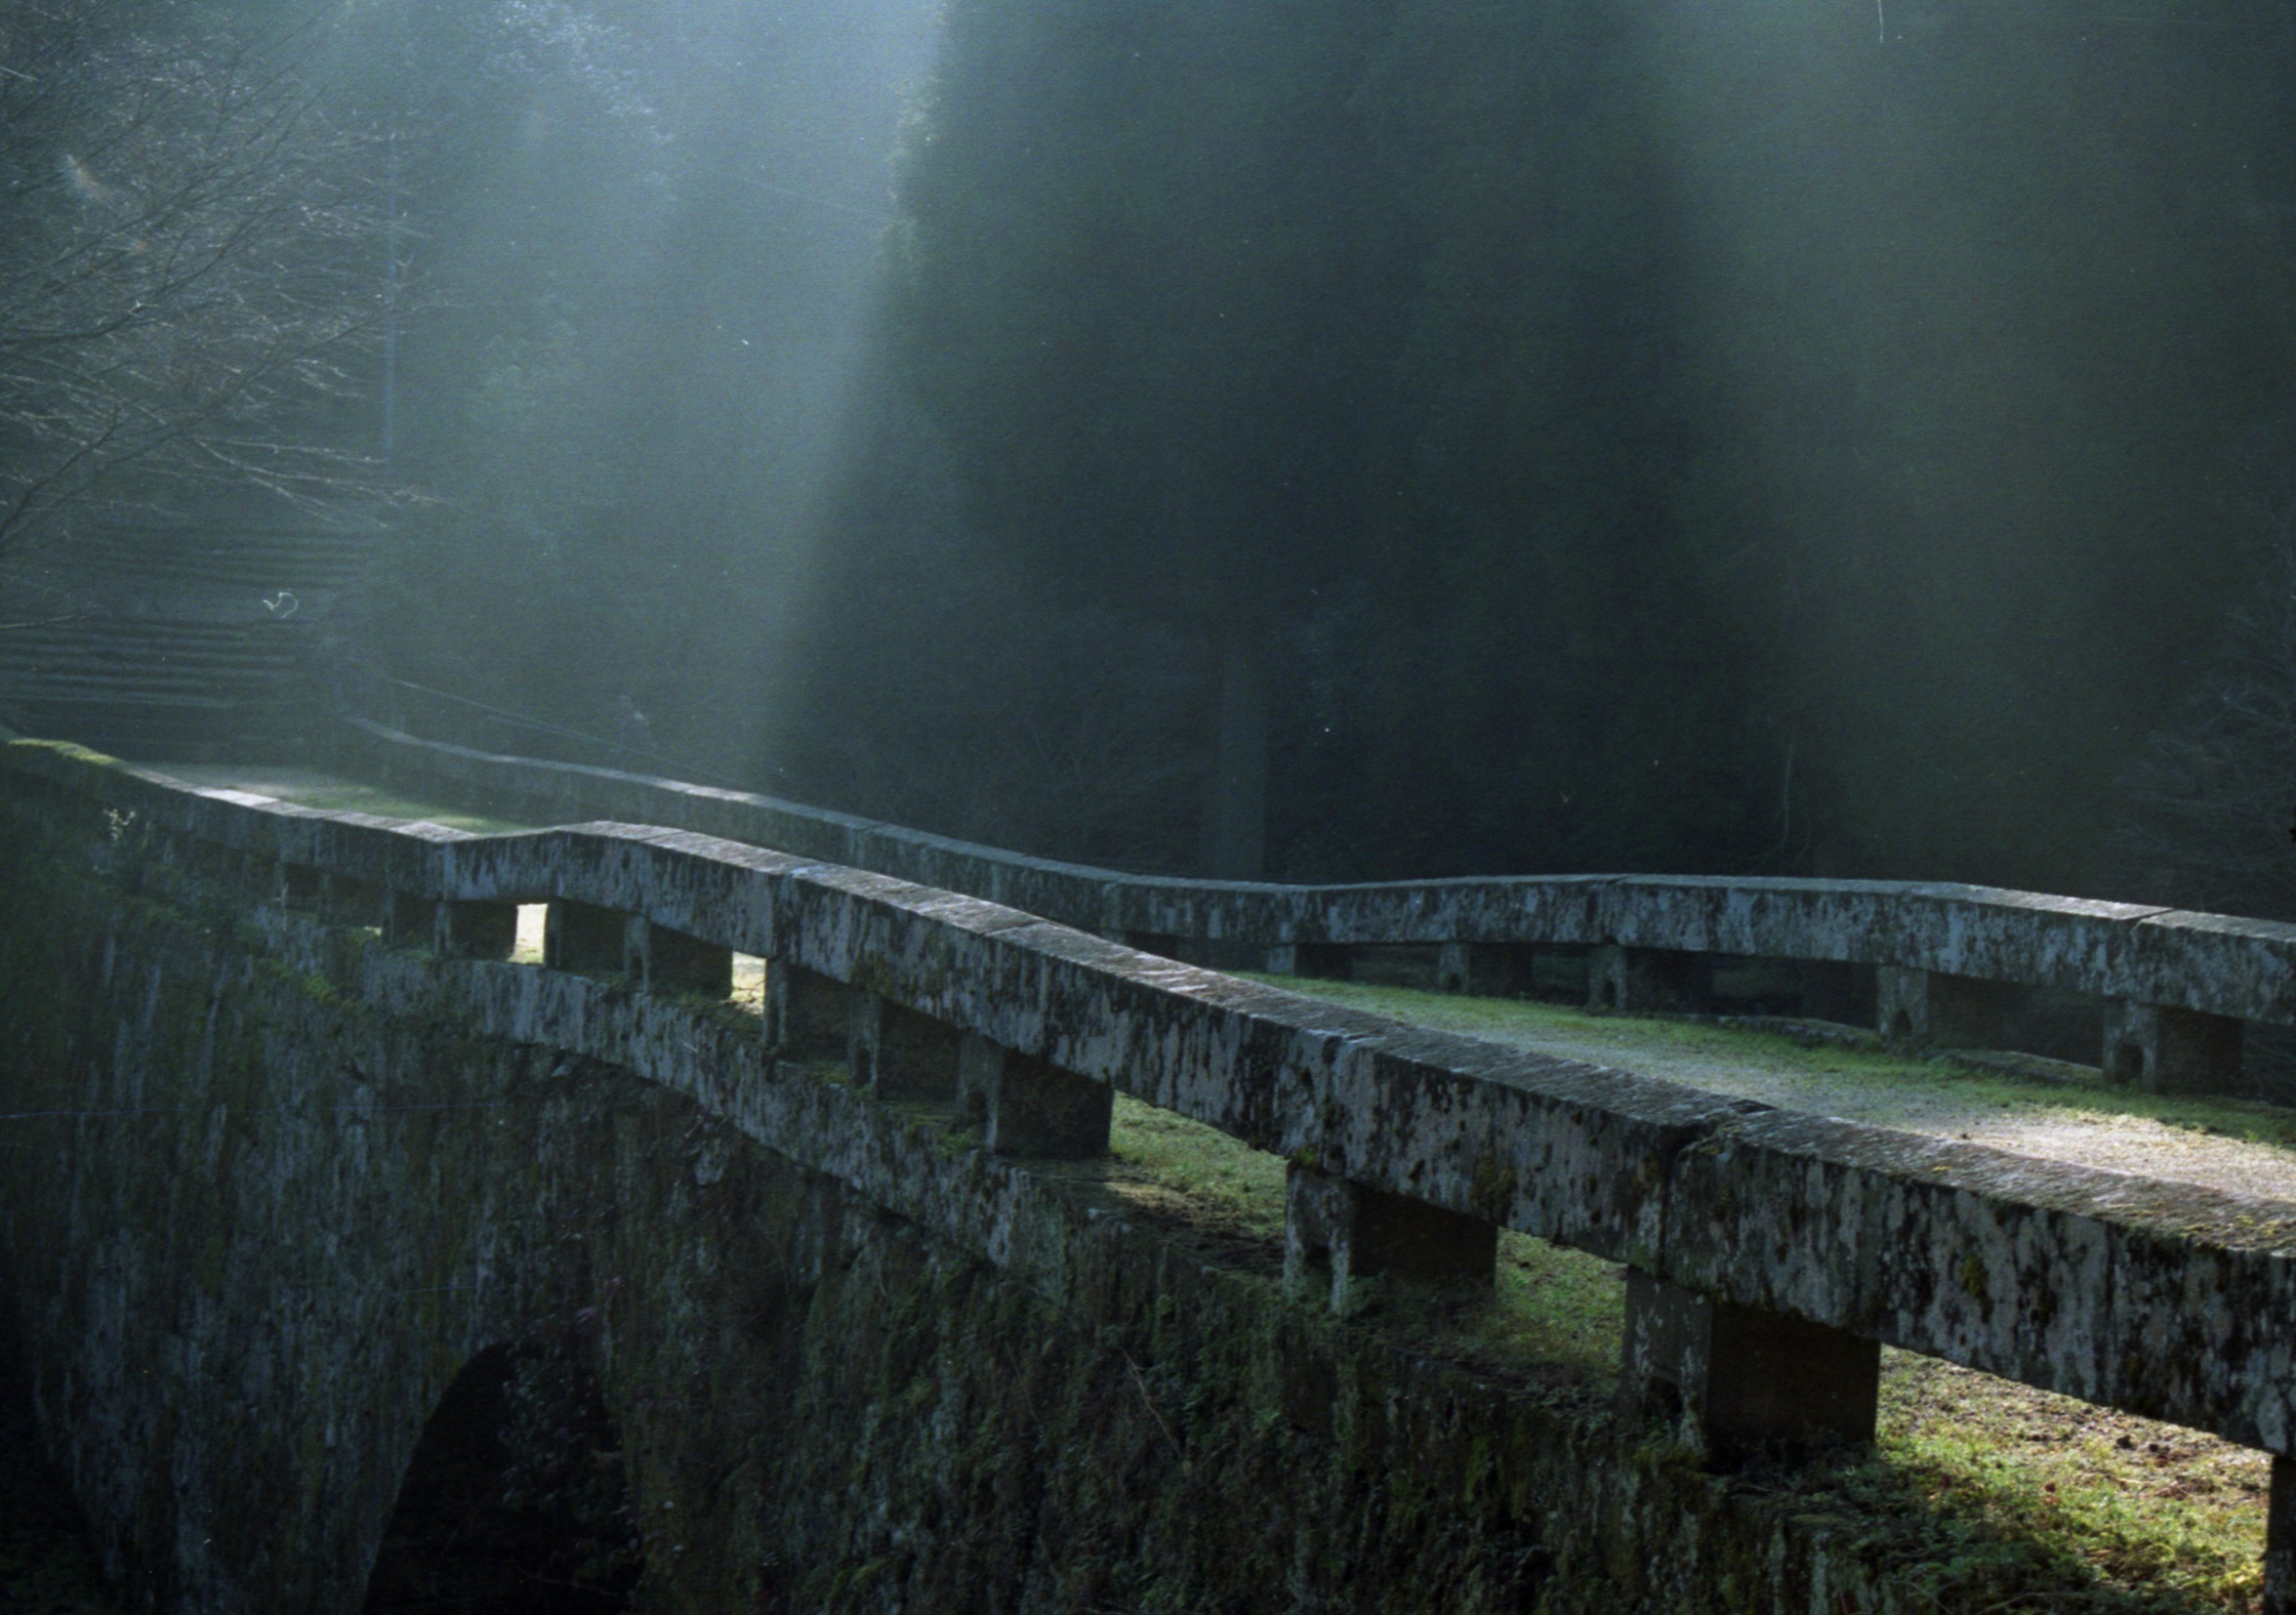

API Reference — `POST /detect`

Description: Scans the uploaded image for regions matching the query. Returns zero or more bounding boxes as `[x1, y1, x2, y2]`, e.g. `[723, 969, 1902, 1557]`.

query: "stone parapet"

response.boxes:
[337, 720, 2296, 1043]
[11, 733, 2296, 1474]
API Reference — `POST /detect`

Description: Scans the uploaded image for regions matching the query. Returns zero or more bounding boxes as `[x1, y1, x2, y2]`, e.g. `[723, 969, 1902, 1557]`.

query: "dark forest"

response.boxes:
[11, 0, 2296, 907]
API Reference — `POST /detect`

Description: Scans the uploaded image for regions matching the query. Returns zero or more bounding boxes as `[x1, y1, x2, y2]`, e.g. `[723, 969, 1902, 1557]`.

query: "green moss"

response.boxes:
[1826, 1351, 2269, 1611]
[1110, 1097, 1286, 1239]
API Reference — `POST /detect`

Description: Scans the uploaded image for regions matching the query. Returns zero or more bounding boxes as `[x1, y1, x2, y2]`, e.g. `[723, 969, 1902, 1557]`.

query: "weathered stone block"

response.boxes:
[849, 991, 961, 1101]
[1284, 1162, 1496, 1312]
[1620, 1270, 1878, 1466]
[627, 916, 733, 997]
[2102, 999, 2242, 1094]
[1662, 1107, 2296, 1451]
[545, 899, 627, 973]
[1588, 944, 1712, 1014]
[766, 964, 849, 1060]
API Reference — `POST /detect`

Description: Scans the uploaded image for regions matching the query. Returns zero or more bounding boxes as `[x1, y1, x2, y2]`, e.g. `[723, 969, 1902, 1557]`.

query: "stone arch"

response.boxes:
[361, 1338, 641, 1613]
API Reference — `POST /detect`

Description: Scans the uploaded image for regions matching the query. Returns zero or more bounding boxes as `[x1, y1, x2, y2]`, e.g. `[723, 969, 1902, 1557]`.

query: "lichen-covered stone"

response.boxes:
[1661, 1108, 2296, 1450]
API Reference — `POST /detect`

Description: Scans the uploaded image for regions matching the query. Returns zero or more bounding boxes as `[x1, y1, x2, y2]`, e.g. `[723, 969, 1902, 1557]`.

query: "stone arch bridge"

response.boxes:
[6, 723, 2296, 1611]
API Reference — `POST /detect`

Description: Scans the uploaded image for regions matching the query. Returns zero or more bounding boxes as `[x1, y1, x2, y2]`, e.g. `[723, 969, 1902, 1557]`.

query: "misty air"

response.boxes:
[3, 1, 2296, 1610]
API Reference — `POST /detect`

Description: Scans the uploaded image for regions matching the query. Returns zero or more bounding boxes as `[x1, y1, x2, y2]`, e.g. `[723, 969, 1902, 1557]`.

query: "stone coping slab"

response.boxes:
[343, 719, 2296, 1024]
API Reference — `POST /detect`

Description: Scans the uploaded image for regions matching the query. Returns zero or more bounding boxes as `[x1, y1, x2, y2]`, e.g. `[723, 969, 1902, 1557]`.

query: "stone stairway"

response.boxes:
[0, 514, 372, 761]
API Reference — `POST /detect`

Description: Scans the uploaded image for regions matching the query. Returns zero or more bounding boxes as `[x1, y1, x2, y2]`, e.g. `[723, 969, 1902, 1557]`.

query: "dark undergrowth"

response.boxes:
[0, 1304, 117, 1613]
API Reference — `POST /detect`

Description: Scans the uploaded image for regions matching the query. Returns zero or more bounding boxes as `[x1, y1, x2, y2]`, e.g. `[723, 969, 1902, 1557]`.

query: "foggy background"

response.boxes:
[18, 0, 2296, 909]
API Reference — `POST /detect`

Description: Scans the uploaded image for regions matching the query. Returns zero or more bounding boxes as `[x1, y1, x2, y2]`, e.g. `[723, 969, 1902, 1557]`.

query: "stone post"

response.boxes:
[1588, 945, 1713, 1014]
[848, 991, 962, 1102]
[1283, 1163, 1496, 1313]
[624, 916, 733, 997]
[381, 890, 429, 949]
[766, 964, 850, 1061]
[432, 899, 517, 961]
[1875, 966, 2027, 1049]
[1620, 1270, 1879, 1467]
[544, 899, 625, 973]
[956, 1032, 1003, 1127]
[966, 1042, 1111, 1157]
[2102, 999, 2243, 1094]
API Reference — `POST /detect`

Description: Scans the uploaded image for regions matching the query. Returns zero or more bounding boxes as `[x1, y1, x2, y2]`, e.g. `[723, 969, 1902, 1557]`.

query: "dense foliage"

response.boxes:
[0, 0, 379, 560]
[16, 0, 2296, 900]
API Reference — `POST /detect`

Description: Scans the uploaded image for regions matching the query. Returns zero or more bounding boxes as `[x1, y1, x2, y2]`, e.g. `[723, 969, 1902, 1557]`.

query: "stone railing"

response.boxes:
[17, 733, 2296, 1603]
[345, 718, 2296, 1095]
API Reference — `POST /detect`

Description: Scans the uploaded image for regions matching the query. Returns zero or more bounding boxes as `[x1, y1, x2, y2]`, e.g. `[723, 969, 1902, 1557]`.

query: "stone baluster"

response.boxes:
[380, 890, 427, 949]
[954, 1034, 1109, 1156]
[765, 964, 850, 1061]
[2101, 999, 2243, 1093]
[1620, 1270, 1879, 1467]
[1283, 1163, 1496, 1313]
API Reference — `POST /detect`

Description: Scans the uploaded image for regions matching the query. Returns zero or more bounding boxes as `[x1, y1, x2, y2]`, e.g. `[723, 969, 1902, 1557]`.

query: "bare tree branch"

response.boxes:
[0, 0, 388, 563]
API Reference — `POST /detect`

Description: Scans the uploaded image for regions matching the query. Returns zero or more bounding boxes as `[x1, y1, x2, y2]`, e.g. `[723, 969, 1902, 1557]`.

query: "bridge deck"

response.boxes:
[153, 763, 537, 835]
